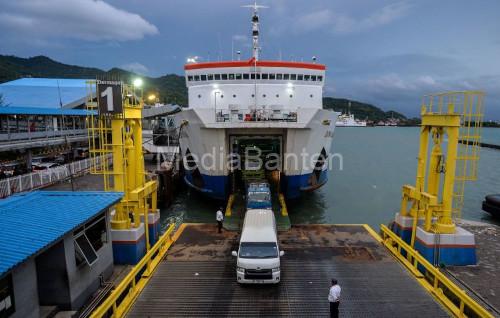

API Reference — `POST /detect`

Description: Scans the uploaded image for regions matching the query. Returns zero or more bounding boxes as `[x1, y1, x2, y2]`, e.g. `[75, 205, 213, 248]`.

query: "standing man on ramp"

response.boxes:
[216, 207, 224, 233]
[328, 278, 341, 317]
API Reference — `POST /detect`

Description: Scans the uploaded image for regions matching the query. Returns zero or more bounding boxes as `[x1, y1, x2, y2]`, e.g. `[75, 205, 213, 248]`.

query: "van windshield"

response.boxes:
[239, 242, 278, 259]
[248, 192, 270, 202]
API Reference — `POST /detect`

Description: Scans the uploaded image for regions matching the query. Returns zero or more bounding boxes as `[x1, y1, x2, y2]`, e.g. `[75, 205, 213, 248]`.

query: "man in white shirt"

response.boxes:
[328, 278, 341, 318]
[216, 207, 224, 233]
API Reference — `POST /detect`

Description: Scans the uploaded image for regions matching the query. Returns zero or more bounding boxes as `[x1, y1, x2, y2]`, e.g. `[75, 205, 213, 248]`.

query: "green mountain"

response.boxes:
[323, 97, 406, 122]
[1, 55, 411, 122]
[0, 55, 188, 106]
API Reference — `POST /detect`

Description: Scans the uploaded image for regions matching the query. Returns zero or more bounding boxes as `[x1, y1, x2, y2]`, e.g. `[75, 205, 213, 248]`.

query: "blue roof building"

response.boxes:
[0, 78, 93, 153]
[0, 190, 122, 317]
[0, 78, 92, 109]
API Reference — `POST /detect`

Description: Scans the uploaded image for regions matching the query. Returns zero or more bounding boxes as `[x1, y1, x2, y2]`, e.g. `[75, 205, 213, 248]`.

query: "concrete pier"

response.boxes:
[126, 224, 448, 317]
[445, 221, 500, 315]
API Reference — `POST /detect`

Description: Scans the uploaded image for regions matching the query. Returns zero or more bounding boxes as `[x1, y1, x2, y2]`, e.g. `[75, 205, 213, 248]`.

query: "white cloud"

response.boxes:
[120, 62, 149, 75]
[0, 0, 159, 42]
[292, 1, 412, 35]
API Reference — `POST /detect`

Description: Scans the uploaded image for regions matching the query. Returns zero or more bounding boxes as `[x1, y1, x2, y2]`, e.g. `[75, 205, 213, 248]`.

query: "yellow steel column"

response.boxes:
[413, 124, 430, 215]
[111, 117, 130, 230]
[125, 121, 137, 195]
[409, 106, 431, 247]
[434, 124, 459, 234]
[427, 128, 442, 197]
[133, 118, 146, 188]
[112, 117, 125, 193]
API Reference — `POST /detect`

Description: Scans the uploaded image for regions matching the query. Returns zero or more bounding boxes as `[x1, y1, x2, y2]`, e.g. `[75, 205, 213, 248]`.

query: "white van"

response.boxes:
[232, 209, 284, 284]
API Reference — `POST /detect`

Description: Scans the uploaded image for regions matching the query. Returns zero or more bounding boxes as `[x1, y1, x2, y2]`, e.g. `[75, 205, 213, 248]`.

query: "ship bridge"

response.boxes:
[184, 58, 326, 123]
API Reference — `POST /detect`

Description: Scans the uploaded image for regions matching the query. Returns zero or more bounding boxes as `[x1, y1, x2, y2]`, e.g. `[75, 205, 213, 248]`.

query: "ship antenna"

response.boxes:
[242, 1, 268, 61]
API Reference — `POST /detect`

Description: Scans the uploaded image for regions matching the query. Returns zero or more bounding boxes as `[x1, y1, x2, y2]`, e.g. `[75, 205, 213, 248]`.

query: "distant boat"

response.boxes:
[336, 113, 367, 127]
[335, 101, 367, 127]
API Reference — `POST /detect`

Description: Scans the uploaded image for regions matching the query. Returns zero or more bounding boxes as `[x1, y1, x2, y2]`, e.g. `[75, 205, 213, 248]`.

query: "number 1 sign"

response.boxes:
[97, 80, 123, 114]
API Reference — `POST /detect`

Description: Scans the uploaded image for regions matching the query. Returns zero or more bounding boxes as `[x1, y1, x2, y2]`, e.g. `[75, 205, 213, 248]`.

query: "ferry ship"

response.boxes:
[336, 113, 367, 127]
[177, 3, 339, 200]
[336, 101, 367, 127]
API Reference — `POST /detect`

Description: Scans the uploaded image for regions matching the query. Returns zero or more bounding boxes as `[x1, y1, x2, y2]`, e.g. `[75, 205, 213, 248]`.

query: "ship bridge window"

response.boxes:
[229, 74, 235, 80]
[215, 74, 221, 80]
[236, 73, 242, 80]
[283, 74, 290, 80]
[311, 75, 317, 81]
[262, 73, 269, 80]
[243, 73, 250, 80]
[194, 75, 200, 81]
[208, 74, 214, 80]
[290, 74, 297, 80]
[269, 73, 276, 80]
[187, 75, 193, 81]
[222, 74, 228, 80]
[276, 74, 283, 80]
[304, 75, 310, 81]
[201, 75, 207, 81]
[297, 74, 303, 80]
[318, 75, 323, 82]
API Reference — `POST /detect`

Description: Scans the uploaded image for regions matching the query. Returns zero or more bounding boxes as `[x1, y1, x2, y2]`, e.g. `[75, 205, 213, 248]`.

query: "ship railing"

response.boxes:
[215, 107, 298, 123]
[0, 154, 112, 198]
[380, 224, 494, 318]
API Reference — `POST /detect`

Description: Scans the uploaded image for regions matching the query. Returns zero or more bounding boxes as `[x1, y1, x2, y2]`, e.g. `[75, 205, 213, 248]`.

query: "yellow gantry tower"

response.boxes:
[86, 80, 158, 263]
[398, 91, 484, 263]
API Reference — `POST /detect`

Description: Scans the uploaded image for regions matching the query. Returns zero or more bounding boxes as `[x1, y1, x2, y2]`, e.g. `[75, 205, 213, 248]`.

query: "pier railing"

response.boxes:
[0, 155, 111, 198]
[380, 225, 494, 318]
[90, 223, 178, 318]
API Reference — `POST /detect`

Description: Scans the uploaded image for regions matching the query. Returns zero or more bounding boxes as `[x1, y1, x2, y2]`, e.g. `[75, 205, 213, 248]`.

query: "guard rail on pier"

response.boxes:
[0, 155, 111, 198]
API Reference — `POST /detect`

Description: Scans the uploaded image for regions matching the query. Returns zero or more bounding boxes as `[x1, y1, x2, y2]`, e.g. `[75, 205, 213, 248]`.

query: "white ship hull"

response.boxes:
[177, 107, 338, 199]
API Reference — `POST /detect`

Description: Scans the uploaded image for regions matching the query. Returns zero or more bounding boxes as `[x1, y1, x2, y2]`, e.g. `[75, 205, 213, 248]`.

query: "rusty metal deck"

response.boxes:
[127, 224, 448, 317]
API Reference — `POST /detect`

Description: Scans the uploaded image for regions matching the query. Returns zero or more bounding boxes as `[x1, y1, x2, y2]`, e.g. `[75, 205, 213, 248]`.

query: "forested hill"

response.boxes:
[1, 55, 410, 122]
[323, 97, 406, 121]
[0, 55, 188, 106]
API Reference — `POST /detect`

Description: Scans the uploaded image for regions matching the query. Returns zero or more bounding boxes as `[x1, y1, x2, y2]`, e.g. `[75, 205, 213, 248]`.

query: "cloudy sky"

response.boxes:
[0, 0, 499, 119]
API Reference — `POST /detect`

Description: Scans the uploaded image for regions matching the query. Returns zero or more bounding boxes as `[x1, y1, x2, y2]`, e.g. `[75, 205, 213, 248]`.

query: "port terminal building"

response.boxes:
[0, 191, 122, 318]
[0, 78, 92, 148]
[0, 78, 181, 174]
[0, 78, 93, 173]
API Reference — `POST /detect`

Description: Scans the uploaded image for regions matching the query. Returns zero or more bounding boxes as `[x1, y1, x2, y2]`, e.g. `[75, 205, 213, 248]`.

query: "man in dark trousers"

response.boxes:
[328, 278, 341, 318]
[216, 207, 224, 233]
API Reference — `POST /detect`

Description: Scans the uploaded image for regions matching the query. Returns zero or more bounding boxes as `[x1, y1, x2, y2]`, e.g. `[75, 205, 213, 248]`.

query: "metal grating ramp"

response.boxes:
[127, 225, 448, 317]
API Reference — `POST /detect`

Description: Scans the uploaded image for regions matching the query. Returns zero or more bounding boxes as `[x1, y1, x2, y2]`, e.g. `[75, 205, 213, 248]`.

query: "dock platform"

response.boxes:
[126, 224, 448, 317]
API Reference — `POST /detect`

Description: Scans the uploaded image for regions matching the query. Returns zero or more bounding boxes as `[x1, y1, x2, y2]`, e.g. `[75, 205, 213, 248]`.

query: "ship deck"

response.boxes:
[126, 224, 448, 317]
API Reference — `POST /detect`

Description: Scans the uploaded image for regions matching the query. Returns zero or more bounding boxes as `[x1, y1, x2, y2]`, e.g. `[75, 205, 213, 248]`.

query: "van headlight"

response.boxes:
[272, 267, 280, 273]
[237, 267, 245, 272]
